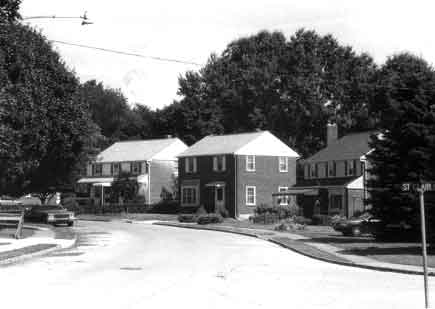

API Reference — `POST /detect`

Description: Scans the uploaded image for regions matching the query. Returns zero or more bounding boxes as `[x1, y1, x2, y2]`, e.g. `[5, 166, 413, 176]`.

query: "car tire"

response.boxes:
[67, 221, 74, 227]
[351, 226, 361, 237]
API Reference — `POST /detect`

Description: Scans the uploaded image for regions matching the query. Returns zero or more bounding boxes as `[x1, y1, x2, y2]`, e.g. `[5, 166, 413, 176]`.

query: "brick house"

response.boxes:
[77, 138, 188, 205]
[292, 124, 373, 218]
[177, 131, 300, 218]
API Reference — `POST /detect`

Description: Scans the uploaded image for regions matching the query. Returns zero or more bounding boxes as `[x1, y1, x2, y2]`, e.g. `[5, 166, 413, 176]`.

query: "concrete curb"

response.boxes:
[0, 230, 78, 266]
[153, 222, 261, 239]
[154, 221, 435, 277]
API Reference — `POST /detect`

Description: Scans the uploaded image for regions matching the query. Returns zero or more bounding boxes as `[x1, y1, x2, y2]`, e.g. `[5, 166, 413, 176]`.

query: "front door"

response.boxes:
[215, 186, 225, 213]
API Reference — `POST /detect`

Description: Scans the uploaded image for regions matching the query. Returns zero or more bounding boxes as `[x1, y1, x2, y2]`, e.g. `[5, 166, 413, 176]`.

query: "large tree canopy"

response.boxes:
[367, 53, 435, 225]
[0, 0, 21, 22]
[0, 22, 95, 195]
[155, 29, 377, 155]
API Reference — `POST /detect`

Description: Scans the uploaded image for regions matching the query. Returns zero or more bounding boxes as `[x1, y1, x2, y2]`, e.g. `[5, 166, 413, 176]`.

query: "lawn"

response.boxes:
[217, 219, 434, 268]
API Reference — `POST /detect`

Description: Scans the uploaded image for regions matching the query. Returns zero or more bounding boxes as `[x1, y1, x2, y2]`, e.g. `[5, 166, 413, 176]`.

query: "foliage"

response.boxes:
[178, 214, 197, 223]
[254, 203, 296, 219]
[0, 22, 96, 196]
[0, 0, 21, 22]
[367, 53, 435, 225]
[110, 172, 138, 202]
[148, 200, 179, 214]
[196, 213, 223, 225]
[157, 29, 376, 155]
[251, 212, 280, 225]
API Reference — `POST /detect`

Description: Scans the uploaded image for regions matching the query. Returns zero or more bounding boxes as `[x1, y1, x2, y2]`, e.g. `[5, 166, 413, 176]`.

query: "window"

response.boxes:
[93, 164, 102, 176]
[132, 162, 141, 175]
[246, 155, 255, 171]
[311, 163, 318, 178]
[111, 163, 120, 176]
[246, 186, 256, 206]
[328, 161, 336, 177]
[213, 155, 226, 172]
[347, 160, 356, 176]
[185, 157, 197, 173]
[121, 162, 131, 173]
[181, 186, 198, 206]
[278, 186, 289, 205]
[331, 195, 342, 210]
[279, 157, 288, 172]
[306, 164, 311, 179]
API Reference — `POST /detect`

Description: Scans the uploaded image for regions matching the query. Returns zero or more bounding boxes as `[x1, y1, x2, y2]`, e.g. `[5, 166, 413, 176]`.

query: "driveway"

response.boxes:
[0, 220, 431, 308]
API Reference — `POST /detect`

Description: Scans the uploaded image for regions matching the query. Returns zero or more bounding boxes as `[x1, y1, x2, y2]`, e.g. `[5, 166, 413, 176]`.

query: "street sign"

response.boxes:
[402, 182, 433, 308]
[402, 182, 435, 192]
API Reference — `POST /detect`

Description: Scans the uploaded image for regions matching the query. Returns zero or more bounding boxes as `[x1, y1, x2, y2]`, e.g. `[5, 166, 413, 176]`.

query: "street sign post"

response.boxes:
[402, 181, 435, 309]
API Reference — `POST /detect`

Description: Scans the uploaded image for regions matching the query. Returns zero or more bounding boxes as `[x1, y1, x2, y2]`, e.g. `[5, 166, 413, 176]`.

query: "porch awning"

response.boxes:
[205, 181, 226, 188]
[272, 188, 319, 196]
[77, 177, 114, 186]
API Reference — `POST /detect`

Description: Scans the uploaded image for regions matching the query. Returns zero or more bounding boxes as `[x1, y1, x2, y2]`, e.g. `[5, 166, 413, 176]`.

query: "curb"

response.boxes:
[0, 234, 78, 267]
[153, 222, 261, 239]
[154, 222, 435, 277]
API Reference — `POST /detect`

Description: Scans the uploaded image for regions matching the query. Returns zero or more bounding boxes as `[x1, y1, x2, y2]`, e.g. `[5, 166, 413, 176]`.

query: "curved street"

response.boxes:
[0, 220, 432, 309]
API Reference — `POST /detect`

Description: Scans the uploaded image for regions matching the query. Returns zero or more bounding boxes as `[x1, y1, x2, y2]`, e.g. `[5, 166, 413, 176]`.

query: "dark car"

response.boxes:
[25, 205, 75, 226]
[333, 213, 382, 237]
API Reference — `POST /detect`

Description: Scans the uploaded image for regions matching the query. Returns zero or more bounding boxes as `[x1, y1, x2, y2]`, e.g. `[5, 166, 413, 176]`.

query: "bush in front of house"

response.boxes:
[178, 214, 197, 223]
[253, 203, 296, 223]
[251, 212, 280, 224]
[196, 213, 223, 225]
[293, 216, 313, 225]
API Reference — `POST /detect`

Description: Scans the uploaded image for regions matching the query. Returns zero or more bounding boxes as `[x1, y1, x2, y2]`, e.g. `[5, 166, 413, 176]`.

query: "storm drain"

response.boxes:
[120, 266, 143, 271]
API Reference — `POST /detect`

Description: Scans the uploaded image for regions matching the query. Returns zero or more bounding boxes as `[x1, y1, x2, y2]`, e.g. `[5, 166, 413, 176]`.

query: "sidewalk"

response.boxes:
[0, 225, 77, 265]
[154, 221, 435, 276]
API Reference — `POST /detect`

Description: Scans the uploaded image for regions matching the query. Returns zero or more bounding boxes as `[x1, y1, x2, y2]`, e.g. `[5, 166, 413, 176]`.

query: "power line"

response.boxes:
[50, 40, 202, 66]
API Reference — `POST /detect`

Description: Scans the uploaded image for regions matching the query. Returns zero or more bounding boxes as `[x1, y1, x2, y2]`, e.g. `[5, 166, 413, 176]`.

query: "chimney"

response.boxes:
[327, 123, 338, 146]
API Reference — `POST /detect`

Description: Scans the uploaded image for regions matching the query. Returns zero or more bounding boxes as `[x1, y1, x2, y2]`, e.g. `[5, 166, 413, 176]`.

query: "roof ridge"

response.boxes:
[114, 138, 177, 143]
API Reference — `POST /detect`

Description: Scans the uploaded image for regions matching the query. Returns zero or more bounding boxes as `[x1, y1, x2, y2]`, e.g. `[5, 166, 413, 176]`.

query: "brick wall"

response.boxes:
[178, 155, 236, 216]
[236, 155, 297, 215]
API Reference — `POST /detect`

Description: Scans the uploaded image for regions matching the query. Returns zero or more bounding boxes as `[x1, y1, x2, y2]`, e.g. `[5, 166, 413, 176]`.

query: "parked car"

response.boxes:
[25, 205, 75, 226]
[332, 213, 382, 237]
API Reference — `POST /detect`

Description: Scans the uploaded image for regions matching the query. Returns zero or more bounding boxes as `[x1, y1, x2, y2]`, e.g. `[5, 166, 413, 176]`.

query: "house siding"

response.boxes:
[236, 155, 297, 215]
[149, 160, 177, 204]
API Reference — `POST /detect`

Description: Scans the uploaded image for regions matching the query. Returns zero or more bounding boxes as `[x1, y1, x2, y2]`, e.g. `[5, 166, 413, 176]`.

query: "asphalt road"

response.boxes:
[0, 220, 432, 309]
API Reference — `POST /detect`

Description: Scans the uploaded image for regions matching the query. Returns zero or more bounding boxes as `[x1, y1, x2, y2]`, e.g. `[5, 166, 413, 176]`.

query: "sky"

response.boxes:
[20, 1, 435, 110]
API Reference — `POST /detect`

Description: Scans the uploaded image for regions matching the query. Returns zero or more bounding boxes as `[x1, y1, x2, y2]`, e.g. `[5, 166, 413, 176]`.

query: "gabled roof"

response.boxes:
[96, 138, 187, 163]
[178, 131, 299, 158]
[304, 131, 374, 163]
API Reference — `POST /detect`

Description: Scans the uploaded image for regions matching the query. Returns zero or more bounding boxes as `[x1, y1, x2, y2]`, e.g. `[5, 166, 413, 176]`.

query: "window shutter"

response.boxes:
[222, 156, 226, 171]
[185, 158, 189, 173]
[193, 158, 197, 172]
[213, 157, 217, 171]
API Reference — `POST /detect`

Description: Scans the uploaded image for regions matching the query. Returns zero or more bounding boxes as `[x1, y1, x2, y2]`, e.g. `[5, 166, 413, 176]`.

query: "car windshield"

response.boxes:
[34, 205, 64, 211]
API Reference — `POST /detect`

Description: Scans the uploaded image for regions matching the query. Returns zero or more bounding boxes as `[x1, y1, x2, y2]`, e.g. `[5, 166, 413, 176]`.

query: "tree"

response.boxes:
[0, 22, 96, 197]
[367, 53, 435, 226]
[167, 29, 376, 154]
[0, 0, 21, 22]
[111, 172, 138, 203]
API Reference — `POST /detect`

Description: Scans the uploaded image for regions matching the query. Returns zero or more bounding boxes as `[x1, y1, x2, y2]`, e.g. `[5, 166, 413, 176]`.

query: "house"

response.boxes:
[77, 137, 188, 205]
[177, 131, 300, 218]
[291, 124, 373, 219]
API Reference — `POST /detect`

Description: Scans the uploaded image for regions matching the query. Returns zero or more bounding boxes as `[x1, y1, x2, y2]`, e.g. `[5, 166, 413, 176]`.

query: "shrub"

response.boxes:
[178, 214, 197, 223]
[254, 203, 295, 220]
[149, 200, 179, 214]
[195, 205, 208, 216]
[197, 213, 223, 225]
[252, 212, 280, 225]
[293, 216, 313, 225]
